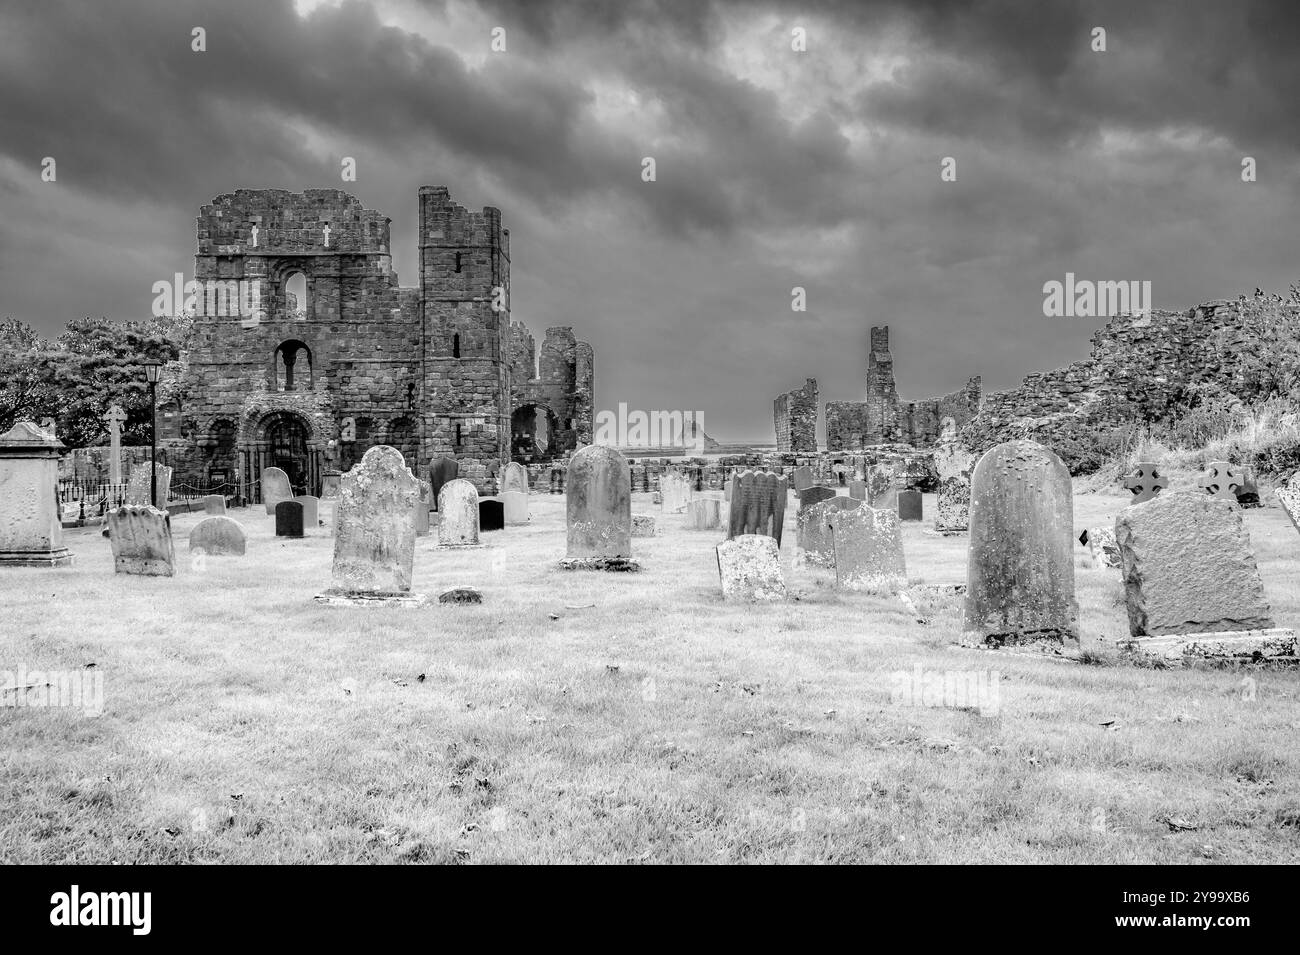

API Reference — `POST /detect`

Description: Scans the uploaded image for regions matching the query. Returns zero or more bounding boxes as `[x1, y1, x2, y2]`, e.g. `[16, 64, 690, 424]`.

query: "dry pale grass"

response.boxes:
[1, 489, 1298, 864]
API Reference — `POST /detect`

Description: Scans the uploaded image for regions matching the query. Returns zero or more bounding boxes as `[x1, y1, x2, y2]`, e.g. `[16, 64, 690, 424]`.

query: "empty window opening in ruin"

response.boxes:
[285, 272, 308, 321]
[453, 333, 461, 358]
[274, 340, 312, 392]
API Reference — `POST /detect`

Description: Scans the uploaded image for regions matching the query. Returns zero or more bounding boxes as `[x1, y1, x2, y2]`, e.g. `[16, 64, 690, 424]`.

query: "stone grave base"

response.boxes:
[960, 628, 1077, 653]
[313, 590, 427, 608]
[836, 573, 906, 594]
[1120, 628, 1297, 664]
[0, 549, 74, 568]
[434, 542, 485, 550]
[935, 527, 968, 537]
[558, 556, 642, 572]
[439, 587, 483, 604]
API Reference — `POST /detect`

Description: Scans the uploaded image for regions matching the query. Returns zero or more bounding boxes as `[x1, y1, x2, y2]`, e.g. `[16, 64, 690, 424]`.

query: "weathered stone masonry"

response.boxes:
[825, 325, 982, 451]
[773, 378, 817, 452]
[169, 186, 593, 496]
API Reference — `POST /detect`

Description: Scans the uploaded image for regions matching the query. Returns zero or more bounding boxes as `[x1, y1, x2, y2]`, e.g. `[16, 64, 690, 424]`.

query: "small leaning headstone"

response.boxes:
[109, 505, 175, 576]
[189, 516, 246, 556]
[830, 504, 906, 592]
[261, 466, 294, 515]
[438, 479, 482, 547]
[716, 534, 786, 601]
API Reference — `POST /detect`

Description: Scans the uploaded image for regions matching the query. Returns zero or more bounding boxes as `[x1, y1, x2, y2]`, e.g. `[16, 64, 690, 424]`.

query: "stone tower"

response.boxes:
[418, 186, 511, 488]
[865, 325, 899, 444]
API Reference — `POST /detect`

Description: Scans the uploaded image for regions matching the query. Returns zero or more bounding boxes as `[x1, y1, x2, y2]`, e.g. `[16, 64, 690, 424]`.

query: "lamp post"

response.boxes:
[142, 360, 162, 508]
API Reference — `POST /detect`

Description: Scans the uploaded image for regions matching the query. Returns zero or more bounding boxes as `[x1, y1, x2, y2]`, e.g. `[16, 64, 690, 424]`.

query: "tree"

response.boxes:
[0, 320, 63, 434]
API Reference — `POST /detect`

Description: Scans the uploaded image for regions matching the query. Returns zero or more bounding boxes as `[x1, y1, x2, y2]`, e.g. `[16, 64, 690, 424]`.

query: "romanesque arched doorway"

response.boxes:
[512, 404, 557, 462]
[246, 410, 321, 499]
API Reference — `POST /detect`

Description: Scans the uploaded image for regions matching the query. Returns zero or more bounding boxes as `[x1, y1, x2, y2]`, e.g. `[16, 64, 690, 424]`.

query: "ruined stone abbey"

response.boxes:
[776, 325, 982, 452]
[163, 187, 593, 496]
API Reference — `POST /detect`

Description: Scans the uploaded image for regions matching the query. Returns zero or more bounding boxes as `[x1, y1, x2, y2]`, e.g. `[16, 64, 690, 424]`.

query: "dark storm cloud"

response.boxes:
[1, 0, 1297, 440]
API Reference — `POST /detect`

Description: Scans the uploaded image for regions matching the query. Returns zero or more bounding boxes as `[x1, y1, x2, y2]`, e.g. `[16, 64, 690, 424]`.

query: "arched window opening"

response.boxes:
[285, 272, 308, 321]
[452, 333, 461, 358]
[274, 340, 313, 392]
[454, 251, 462, 273]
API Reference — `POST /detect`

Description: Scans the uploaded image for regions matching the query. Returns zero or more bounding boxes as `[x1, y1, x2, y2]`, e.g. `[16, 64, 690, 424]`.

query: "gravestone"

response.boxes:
[797, 496, 861, 567]
[897, 489, 922, 521]
[188, 516, 246, 556]
[726, 470, 787, 546]
[294, 495, 320, 531]
[1235, 468, 1261, 507]
[830, 504, 906, 592]
[413, 481, 431, 537]
[479, 498, 505, 532]
[1276, 480, 1300, 534]
[1198, 461, 1257, 507]
[1123, 463, 1168, 505]
[848, 480, 867, 501]
[109, 505, 175, 576]
[684, 497, 722, 530]
[716, 535, 786, 601]
[261, 466, 294, 515]
[321, 470, 341, 500]
[437, 479, 482, 547]
[963, 440, 1077, 647]
[933, 442, 975, 534]
[440, 587, 482, 605]
[0, 421, 72, 567]
[791, 466, 813, 492]
[798, 485, 836, 509]
[631, 514, 656, 537]
[866, 465, 897, 510]
[103, 404, 127, 485]
[562, 444, 637, 570]
[275, 500, 304, 538]
[661, 470, 692, 513]
[126, 461, 173, 510]
[428, 455, 459, 511]
[503, 490, 528, 525]
[202, 494, 226, 516]
[1114, 491, 1294, 661]
[1079, 526, 1120, 568]
[502, 461, 529, 495]
[315, 445, 422, 605]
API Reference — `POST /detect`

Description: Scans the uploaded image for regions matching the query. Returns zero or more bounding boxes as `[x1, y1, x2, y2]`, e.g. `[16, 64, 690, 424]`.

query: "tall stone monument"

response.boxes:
[0, 421, 73, 567]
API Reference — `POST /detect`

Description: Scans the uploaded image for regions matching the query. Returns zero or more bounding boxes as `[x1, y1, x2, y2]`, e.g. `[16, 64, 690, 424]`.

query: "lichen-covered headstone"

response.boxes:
[126, 461, 173, 510]
[188, 516, 246, 556]
[897, 489, 922, 521]
[502, 461, 529, 495]
[796, 496, 860, 567]
[830, 504, 906, 592]
[0, 421, 72, 567]
[428, 455, 458, 511]
[1276, 480, 1300, 534]
[316, 446, 421, 604]
[261, 466, 293, 515]
[933, 443, 975, 534]
[109, 505, 175, 576]
[726, 470, 787, 546]
[437, 478, 481, 547]
[563, 445, 636, 569]
[866, 464, 897, 510]
[684, 497, 722, 530]
[503, 490, 529, 525]
[1079, 526, 1120, 568]
[1198, 461, 1242, 503]
[963, 440, 1077, 646]
[1113, 491, 1293, 660]
[631, 514, 656, 537]
[716, 534, 786, 601]
[791, 466, 813, 492]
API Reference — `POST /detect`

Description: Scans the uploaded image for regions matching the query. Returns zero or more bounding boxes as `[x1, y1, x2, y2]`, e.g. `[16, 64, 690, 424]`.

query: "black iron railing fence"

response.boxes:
[56, 479, 238, 518]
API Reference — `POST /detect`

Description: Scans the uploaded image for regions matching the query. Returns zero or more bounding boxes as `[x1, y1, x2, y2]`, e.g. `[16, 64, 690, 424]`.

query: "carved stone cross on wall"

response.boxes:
[250, 225, 259, 247]
[322, 224, 331, 248]
[1122, 463, 1168, 505]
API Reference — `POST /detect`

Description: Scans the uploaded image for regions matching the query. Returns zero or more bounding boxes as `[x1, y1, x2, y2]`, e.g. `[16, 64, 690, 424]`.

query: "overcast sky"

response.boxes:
[2, 0, 1298, 441]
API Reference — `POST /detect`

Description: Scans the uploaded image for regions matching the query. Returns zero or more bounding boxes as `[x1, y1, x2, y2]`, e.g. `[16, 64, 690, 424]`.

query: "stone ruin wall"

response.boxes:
[507, 322, 595, 460]
[968, 298, 1287, 453]
[773, 378, 818, 452]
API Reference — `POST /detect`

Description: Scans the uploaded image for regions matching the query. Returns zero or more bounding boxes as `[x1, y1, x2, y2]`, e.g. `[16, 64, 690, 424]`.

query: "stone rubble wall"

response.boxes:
[773, 378, 818, 452]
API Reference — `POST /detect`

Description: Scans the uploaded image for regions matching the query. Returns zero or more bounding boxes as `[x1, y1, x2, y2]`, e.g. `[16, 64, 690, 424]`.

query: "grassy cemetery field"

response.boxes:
[2, 487, 1299, 864]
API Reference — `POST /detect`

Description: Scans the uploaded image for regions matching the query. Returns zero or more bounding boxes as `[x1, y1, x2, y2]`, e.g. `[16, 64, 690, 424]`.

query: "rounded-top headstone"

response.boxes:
[566, 445, 632, 559]
[963, 440, 1077, 644]
[189, 515, 246, 556]
[428, 455, 459, 512]
[438, 478, 481, 546]
[261, 466, 294, 515]
[331, 445, 419, 593]
[502, 461, 529, 495]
